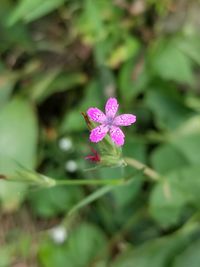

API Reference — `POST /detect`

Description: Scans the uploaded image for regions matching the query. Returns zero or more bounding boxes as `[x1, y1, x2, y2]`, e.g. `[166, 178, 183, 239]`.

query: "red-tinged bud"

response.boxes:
[85, 147, 101, 163]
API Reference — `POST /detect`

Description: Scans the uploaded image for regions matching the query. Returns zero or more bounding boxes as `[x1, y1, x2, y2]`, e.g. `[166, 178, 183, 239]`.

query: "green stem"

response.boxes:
[124, 156, 161, 181]
[55, 178, 124, 186]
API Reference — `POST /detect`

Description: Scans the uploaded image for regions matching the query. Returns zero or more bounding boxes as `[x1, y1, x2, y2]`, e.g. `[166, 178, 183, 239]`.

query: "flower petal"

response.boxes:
[89, 125, 109, 143]
[105, 98, 119, 118]
[113, 114, 136, 126]
[109, 126, 125, 146]
[87, 108, 106, 123]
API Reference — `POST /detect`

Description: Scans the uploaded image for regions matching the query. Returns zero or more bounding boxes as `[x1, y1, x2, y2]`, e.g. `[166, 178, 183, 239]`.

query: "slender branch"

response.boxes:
[55, 169, 141, 187]
[3, 175, 124, 187]
[124, 157, 161, 181]
[54, 178, 124, 186]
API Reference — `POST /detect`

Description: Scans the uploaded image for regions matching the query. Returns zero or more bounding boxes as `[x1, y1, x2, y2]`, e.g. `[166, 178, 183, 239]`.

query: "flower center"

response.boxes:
[105, 116, 114, 126]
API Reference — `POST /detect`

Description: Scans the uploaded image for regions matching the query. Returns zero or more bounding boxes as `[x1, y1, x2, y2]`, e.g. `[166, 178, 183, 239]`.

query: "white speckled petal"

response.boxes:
[105, 98, 119, 118]
[87, 108, 106, 123]
[113, 114, 136, 126]
[109, 126, 125, 146]
[90, 125, 109, 143]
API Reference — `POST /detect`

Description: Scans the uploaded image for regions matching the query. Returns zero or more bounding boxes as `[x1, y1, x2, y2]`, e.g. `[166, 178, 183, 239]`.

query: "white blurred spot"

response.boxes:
[65, 160, 78, 172]
[50, 226, 68, 244]
[59, 137, 73, 151]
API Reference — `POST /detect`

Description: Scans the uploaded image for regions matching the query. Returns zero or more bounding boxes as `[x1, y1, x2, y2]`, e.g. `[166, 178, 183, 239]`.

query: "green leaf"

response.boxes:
[29, 71, 87, 103]
[0, 98, 38, 211]
[118, 59, 148, 102]
[150, 166, 200, 226]
[151, 131, 200, 175]
[29, 69, 60, 103]
[0, 246, 13, 266]
[98, 166, 142, 208]
[170, 134, 200, 166]
[38, 223, 107, 267]
[145, 88, 193, 130]
[0, 72, 15, 109]
[151, 143, 188, 174]
[60, 110, 87, 133]
[174, 115, 200, 137]
[111, 179, 142, 209]
[177, 35, 200, 66]
[60, 80, 103, 133]
[29, 186, 83, 218]
[150, 39, 194, 84]
[68, 185, 113, 216]
[7, 0, 67, 25]
[172, 238, 200, 267]
[84, 0, 105, 42]
[150, 180, 187, 226]
[111, 225, 198, 267]
[79, 80, 103, 111]
[107, 37, 140, 68]
[123, 138, 147, 164]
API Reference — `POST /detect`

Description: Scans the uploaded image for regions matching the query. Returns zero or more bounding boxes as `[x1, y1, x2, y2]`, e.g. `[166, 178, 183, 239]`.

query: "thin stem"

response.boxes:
[55, 178, 124, 186]
[55, 170, 140, 187]
[124, 157, 161, 181]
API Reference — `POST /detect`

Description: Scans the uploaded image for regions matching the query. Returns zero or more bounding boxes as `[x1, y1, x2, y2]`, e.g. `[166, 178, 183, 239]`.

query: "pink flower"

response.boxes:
[87, 98, 136, 146]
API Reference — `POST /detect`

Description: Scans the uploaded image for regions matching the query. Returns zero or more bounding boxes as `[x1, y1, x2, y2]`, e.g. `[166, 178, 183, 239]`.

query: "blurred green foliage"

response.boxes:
[1, 0, 200, 266]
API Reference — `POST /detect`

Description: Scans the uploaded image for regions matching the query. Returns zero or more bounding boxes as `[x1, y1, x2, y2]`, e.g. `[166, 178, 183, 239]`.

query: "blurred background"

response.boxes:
[1, 0, 200, 266]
